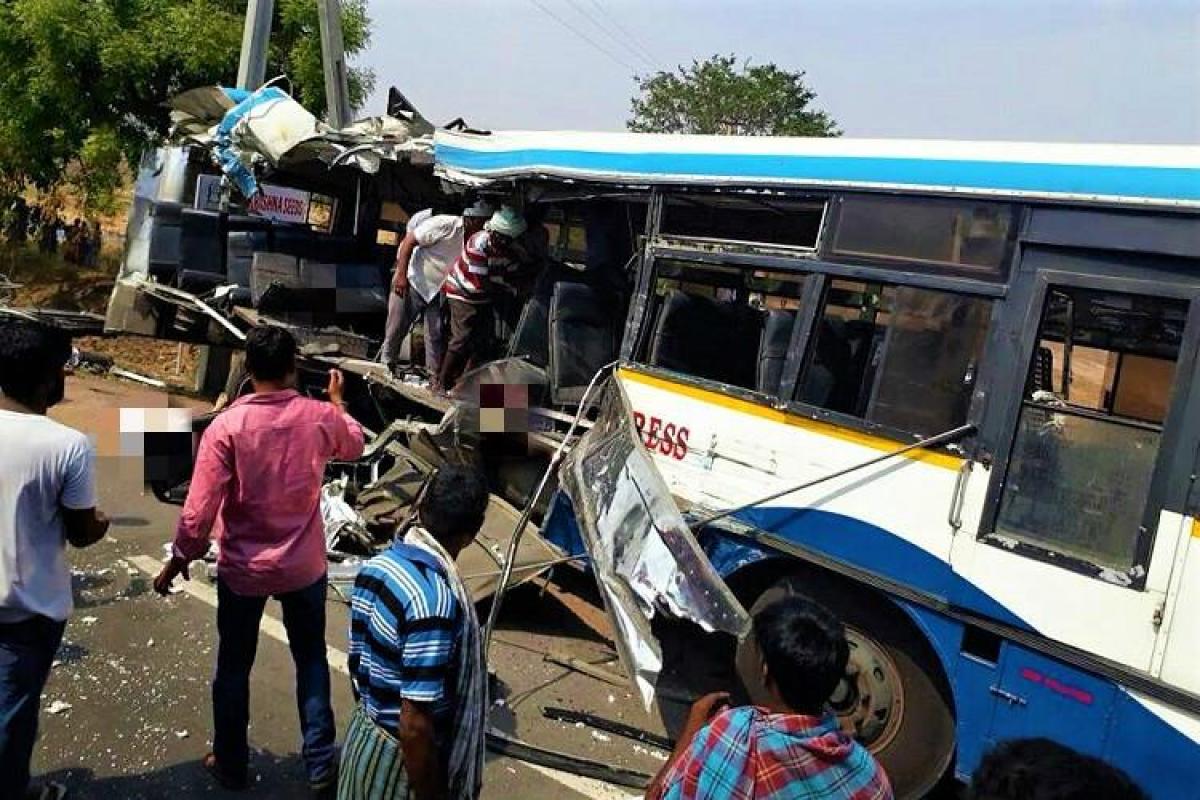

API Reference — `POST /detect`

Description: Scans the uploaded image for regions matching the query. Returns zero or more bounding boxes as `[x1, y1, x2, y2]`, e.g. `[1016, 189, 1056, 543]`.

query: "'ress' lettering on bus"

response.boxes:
[632, 411, 689, 460]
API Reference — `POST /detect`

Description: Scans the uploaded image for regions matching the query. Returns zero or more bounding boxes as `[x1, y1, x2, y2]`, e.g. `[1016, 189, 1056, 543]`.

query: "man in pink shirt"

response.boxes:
[154, 325, 364, 793]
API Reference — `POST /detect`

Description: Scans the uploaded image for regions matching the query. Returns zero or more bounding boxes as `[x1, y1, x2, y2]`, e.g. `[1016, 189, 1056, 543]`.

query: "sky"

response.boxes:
[355, 0, 1199, 144]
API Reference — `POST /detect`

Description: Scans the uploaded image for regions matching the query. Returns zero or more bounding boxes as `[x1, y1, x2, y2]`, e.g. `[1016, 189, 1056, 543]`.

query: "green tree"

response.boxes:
[628, 54, 838, 137]
[0, 0, 375, 213]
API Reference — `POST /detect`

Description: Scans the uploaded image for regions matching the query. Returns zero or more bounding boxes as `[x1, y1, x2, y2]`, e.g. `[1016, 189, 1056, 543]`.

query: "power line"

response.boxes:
[582, 0, 663, 72]
[561, 0, 658, 73]
[527, 0, 640, 75]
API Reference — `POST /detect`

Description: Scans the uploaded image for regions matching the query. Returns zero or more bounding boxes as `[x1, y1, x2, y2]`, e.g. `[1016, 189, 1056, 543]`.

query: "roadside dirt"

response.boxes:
[3, 246, 201, 389]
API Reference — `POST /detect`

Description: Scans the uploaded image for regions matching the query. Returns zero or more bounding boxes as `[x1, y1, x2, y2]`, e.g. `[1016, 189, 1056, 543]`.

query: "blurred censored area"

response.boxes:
[448, 359, 554, 436]
[477, 381, 532, 434]
[119, 406, 197, 491]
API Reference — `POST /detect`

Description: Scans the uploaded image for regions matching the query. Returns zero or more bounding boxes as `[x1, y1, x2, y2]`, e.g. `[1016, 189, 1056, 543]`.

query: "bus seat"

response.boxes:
[508, 269, 561, 368]
[648, 289, 760, 389]
[178, 208, 227, 276]
[314, 235, 360, 263]
[298, 259, 338, 289]
[548, 282, 618, 405]
[249, 252, 301, 308]
[332, 263, 389, 315]
[798, 319, 851, 408]
[509, 291, 552, 368]
[757, 309, 795, 395]
[226, 230, 269, 288]
[852, 323, 888, 416]
[271, 225, 314, 257]
[147, 201, 184, 284]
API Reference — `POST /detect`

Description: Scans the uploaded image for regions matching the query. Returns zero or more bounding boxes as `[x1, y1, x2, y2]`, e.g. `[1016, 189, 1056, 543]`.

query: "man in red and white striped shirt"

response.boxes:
[438, 205, 527, 390]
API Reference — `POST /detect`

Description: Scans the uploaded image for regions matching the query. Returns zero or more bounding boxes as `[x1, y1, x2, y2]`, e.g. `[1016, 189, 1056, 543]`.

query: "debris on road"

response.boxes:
[110, 366, 167, 388]
[542, 707, 673, 751]
[46, 700, 73, 715]
[544, 650, 628, 688]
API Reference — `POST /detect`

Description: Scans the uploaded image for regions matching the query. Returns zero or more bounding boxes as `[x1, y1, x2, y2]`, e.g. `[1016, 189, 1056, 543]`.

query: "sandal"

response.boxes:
[203, 752, 249, 791]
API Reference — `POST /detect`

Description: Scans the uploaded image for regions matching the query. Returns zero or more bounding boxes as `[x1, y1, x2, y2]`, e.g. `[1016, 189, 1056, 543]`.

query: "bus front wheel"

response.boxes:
[738, 572, 956, 800]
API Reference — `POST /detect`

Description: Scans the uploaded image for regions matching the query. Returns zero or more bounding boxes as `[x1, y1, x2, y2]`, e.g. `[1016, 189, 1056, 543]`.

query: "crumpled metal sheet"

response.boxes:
[167, 84, 435, 198]
[559, 378, 749, 708]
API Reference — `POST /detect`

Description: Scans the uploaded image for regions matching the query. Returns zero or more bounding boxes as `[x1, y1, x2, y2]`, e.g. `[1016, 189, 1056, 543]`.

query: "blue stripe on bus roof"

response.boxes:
[435, 143, 1200, 205]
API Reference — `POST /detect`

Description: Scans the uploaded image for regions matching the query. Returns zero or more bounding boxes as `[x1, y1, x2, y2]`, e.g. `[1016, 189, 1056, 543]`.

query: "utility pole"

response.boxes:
[317, 0, 354, 129]
[236, 0, 275, 91]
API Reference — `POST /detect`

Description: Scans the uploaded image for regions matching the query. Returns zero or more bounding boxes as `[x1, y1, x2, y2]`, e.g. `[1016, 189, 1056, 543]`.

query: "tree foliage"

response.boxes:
[0, 0, 374, 213]
[628, 54, 838, 138]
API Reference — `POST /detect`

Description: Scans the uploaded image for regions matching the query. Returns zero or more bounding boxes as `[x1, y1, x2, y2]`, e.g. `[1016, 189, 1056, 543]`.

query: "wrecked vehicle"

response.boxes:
[105, 88, 1200, 798]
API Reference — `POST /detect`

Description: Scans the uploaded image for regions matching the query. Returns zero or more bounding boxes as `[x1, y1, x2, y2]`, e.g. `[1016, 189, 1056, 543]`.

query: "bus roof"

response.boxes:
[434, 130, 1200, 209]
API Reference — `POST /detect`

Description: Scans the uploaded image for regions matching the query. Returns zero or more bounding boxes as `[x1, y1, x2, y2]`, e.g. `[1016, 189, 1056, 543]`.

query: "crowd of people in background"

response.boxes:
[0, 315, 1158, 799]
[2, 197, 103, 267]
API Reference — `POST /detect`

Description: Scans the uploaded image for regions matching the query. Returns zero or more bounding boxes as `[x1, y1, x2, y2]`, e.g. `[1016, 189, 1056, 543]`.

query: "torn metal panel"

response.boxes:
[559, 378, 748, 707]
[463, 496, 565, 601]
[329, 471, 563, 603]
[0, 307, 106, 336]
[103, 277, 246, 345]
[169, 84, 435, 197]
[231, 308, 377, 359]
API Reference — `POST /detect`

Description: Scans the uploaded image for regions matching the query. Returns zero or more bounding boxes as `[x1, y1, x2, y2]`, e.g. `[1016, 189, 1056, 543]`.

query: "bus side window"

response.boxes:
[794, 279, 991, 436]
[640, 259, 806, 394]
[995, 287, 1188, 573]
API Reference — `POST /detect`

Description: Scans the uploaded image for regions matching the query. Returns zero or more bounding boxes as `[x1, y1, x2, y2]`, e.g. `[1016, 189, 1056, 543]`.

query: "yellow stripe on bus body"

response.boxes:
[617, 366, 965, 471]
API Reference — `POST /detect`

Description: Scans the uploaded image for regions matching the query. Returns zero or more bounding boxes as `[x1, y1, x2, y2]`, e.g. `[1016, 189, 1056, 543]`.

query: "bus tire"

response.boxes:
[740, 571, 955, 800]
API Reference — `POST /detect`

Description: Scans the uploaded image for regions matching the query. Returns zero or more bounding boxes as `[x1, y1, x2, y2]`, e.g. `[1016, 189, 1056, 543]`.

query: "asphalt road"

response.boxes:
[31, 375, 674, 799]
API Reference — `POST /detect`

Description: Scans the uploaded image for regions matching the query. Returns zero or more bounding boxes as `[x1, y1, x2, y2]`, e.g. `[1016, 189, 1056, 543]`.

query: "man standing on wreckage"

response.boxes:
[153, 325, 365, 794]
[379, 201, 495, 385]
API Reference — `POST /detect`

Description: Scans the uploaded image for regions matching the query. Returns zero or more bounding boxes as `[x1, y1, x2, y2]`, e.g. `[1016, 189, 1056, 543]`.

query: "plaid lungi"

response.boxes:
[338, 704, 411, 799]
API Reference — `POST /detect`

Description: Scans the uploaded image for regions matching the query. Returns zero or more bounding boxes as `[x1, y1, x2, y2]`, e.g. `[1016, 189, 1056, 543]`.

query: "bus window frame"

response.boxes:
[658, 191, 828, 254]
[623, 235, 1007, 448]
[977, 249, 1200, 591]
[821, 193, 1020, 282]
[629, 248, 813, 405]
[780, 271, 999, 447]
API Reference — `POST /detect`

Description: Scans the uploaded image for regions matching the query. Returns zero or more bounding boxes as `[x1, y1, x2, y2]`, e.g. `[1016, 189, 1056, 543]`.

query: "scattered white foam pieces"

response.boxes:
[46, 700, 73, 715]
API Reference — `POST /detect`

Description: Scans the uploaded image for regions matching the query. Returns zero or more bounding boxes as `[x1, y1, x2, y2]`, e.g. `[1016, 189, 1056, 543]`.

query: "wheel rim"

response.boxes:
[828, 625, 905, 753]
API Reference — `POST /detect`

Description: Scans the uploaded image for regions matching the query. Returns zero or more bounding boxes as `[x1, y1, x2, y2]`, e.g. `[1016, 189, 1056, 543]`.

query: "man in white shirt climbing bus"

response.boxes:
[379, 201, 495, 385]
[0, 318, 109, 799]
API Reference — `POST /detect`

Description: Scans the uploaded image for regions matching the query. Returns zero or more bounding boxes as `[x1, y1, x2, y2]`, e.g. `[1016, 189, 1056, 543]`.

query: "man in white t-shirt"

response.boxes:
[0, 318, 109, 797]
[379, 201, 495, 383]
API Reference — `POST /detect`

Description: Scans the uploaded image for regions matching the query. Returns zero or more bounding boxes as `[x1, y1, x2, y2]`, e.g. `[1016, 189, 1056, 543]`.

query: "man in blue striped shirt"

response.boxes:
[342, 466, 490, 800]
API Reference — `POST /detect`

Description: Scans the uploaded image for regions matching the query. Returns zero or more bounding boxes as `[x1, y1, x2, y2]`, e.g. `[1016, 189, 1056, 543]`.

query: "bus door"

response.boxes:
[953, 245, 1200, 687]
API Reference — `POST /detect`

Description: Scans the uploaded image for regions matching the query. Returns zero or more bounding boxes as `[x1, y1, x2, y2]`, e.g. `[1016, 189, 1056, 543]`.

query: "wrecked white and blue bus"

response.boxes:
[435, 132, 1200, 797]
[104, 88, 1200, 798]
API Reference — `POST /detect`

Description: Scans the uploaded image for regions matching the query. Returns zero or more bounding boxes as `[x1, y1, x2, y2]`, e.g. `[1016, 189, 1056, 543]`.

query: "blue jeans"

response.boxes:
[0, 615, 65, 795]
[213, 576, 336, 784]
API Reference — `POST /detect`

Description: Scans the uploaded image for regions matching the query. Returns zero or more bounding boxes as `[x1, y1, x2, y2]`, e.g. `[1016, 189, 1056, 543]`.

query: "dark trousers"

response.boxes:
[0, 616, 65, 796]
[213, 576, 336, 784]
[439, 298, 493, 390]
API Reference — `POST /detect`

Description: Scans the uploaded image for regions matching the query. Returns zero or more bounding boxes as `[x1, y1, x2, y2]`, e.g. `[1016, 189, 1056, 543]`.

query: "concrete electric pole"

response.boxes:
[235, 0, 275, 91]
[317, 0, 354, 129]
